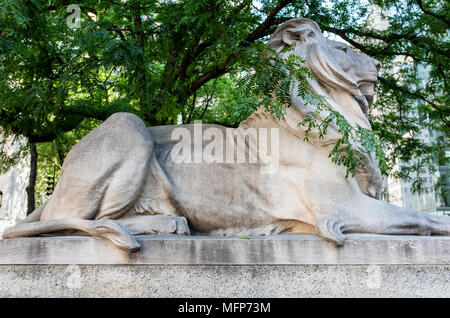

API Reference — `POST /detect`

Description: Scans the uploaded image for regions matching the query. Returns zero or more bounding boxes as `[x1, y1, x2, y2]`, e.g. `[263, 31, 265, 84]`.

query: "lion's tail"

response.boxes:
[2, 208, 141, 251]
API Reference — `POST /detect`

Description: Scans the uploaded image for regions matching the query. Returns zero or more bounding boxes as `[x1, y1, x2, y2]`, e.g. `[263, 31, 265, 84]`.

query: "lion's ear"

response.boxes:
[267, 18, 321, 52]
[282, 29, 299, 46]
[307, 42, 360, 96]
[281, 27, 316, 46]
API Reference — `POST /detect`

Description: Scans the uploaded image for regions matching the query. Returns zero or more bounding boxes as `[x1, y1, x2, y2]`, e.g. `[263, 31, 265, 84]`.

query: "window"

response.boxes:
[0, 191, 2, 208]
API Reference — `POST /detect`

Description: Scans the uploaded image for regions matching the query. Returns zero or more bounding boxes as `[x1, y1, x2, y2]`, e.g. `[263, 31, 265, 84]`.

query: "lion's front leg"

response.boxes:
[355, 151, 382, 200]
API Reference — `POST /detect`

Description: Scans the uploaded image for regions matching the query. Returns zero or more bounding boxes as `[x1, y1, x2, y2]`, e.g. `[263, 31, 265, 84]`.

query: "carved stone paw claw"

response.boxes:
[316, 216, 347, 246]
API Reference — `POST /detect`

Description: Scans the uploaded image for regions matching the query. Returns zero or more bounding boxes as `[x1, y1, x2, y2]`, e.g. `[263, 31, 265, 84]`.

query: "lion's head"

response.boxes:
[262, 18, 381, 134]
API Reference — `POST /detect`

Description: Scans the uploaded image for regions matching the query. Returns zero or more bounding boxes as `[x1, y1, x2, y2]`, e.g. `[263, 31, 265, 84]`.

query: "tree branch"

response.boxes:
[175, 0, 254, 84]
[379, 77, 450, 127]
[319, 24, 448, 57]
[188, 0, 293, 93]
[416, 0, 450, 27]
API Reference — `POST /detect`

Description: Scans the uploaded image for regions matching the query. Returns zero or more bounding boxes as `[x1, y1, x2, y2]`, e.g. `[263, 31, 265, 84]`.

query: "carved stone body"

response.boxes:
[3, 19, 450, 250]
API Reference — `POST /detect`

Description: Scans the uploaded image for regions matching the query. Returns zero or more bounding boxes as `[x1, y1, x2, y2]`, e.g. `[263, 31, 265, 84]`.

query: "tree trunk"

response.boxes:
[26, 142, 37, 215]
[54, 138, 65, 166]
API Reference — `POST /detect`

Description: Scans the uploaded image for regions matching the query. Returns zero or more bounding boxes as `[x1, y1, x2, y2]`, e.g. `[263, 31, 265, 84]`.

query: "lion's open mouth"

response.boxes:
[354, 94, 369, 114]
[364, 94, 374, 105]
[358, 81, 376, 103]
[355, 81, 376, 114]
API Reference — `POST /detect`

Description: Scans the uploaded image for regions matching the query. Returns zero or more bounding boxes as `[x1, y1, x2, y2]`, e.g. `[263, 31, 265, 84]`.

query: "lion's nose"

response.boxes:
[372, 58, 381, 72]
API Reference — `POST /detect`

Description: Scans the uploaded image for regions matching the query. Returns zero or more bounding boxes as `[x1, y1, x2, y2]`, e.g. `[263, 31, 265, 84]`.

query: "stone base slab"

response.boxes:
[1, 234, 450, 265]
[1, 234, 450, 297]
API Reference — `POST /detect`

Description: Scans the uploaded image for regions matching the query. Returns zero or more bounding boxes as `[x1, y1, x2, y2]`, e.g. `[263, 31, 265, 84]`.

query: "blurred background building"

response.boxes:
[0, 133, 28, 235]
[384, 128, 449, 214]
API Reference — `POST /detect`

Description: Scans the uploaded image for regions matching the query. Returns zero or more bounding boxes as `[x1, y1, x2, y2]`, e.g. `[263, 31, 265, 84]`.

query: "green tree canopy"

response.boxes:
[0, 0, 448, 209]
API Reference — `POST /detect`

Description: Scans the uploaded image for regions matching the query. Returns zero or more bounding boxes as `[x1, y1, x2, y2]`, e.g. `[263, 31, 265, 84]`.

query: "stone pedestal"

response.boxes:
[1, 234, 449, 297]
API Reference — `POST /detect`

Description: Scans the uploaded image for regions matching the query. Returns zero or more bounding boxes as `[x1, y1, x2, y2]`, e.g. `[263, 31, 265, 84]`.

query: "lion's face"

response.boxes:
[326, 39, 380, 105]
[268, 18, 381, 117]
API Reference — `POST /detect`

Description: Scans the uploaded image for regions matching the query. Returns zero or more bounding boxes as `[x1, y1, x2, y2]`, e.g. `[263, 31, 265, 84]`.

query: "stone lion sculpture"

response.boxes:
[3, 18, 450, 251]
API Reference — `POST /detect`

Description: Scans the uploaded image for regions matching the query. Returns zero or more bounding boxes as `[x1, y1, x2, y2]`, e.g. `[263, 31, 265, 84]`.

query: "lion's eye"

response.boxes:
[339, 47, 348, 53]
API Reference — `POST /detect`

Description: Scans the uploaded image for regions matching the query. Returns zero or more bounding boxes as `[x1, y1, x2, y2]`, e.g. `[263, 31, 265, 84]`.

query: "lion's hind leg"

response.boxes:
[274, 220, 318, 235]
[207, 219, 317, 237]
